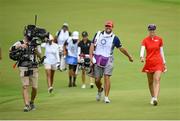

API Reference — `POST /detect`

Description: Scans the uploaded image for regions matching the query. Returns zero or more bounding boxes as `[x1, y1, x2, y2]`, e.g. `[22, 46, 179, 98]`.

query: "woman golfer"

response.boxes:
[41, 34, 60, 93]
[140, 24, 167, 106]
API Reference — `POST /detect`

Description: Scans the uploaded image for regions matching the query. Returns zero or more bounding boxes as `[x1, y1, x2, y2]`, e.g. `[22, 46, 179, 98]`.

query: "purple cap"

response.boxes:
[148, 24, 156, 31]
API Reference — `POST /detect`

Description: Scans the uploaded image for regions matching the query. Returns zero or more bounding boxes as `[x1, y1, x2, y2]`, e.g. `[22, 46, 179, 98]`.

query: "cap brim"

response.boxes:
[72, 37, 79, 39]
[105, 24, 113, 27]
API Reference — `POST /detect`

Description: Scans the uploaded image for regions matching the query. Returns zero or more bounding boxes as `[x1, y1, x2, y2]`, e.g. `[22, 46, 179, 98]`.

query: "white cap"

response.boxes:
[63, 23, 69, 27]
[72, 31, 79, 40]
[49, 34, 54, 40]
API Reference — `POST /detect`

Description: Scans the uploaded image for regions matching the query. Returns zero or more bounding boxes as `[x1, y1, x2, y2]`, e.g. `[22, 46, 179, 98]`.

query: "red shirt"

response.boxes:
[142, 36, 163, 66]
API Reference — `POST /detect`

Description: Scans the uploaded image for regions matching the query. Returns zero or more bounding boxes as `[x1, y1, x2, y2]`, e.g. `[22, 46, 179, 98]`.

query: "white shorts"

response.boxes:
[44, 64, 57, 70]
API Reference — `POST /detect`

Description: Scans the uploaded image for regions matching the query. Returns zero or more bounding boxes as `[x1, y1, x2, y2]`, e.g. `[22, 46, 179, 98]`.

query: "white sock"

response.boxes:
[154, 97, 157, 101]
[105, 96, 108, 99]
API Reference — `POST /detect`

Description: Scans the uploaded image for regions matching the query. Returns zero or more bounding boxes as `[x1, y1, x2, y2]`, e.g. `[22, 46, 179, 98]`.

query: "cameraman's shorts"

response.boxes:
[19, 67, 38, 88]
[44, 64, 57, 70]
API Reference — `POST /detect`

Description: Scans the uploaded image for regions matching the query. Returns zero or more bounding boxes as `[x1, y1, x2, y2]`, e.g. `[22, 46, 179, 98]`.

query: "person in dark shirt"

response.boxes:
[78, 31, 94, 89]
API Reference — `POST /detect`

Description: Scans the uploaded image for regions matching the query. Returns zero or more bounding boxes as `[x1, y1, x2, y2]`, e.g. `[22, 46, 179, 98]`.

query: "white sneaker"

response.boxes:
[90, 83, 94, 88]
[104, 96, 111, 103]
[150, 97, 158, 106]
[81, 84, 86, 89]
[153, 97, 158, 106]
[96, 92, 102, 101]
[96, 88, 103, 101]
[150, 97, 154, 105]
[48, 87, 53, 93]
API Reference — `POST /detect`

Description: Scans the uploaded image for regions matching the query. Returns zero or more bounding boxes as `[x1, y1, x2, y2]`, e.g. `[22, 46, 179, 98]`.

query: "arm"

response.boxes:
[119, 47, 133, 62]
[160, 47, 166, 64]
[89, 43, 95, 64]
[140, 46, 145, 62]
[160, 46, 167, 72]
[56, 46, 60, 63]
[77, 47, 81, 61]
[63, 41, 68, 57]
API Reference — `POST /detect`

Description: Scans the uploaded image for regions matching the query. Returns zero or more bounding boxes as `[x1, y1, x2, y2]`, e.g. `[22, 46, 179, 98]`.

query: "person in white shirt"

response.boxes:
[64, 31, 79, 87]
[54, 23, 71, 71]
[41, 34, 60, 93]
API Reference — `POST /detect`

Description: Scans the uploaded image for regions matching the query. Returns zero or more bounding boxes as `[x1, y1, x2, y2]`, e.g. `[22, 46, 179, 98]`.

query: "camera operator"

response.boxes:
[9, 25, 45, 112]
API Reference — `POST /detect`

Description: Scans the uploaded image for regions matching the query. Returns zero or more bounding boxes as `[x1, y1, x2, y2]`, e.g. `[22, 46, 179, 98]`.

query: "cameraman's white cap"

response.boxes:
[63, 23, 69, 27]
[72, 31, 79, 40]
[49, 34, 54, 40]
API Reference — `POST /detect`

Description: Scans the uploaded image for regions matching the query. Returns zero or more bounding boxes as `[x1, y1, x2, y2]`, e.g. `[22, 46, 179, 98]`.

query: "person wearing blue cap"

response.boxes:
[140, 24, 167, 106]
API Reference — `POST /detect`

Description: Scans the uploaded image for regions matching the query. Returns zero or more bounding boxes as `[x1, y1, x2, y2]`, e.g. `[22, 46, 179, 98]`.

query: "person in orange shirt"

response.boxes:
[140, 24, 167, 106]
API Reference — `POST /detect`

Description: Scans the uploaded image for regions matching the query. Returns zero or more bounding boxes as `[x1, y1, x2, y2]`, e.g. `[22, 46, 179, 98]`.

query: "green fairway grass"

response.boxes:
[0, 0, 179, 119]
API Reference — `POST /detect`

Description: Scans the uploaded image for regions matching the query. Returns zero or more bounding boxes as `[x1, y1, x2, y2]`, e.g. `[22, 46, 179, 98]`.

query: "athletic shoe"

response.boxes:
[150, 97, 158, 106]
[68, 82, 72, 87]
[73, 82, 77, 87]
[81, 84, 86, 89]
[48, 87, 53, 93]
[90, 83, 94, 88]
[96, 88, 103, 101]
[150, 98, 154, 105]
[30, 101, 36, 110]
[153, 98, 158, 106]
[23, 105, 31, 112]
[104, 96, 111, 103]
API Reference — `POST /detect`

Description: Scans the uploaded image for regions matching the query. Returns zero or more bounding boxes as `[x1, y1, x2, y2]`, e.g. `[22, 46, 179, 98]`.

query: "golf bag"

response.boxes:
[75, 54, 91, 75]
[58, 45, 66, 71]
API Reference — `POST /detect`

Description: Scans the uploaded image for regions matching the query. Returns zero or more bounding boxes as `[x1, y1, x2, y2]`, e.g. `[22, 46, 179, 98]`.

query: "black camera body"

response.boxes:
[24, 25, 49, 47]
[9, 24, 48, 68]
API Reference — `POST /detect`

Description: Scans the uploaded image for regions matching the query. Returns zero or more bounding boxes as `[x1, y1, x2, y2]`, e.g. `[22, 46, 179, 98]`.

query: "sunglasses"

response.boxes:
[105, 25, 112, 28]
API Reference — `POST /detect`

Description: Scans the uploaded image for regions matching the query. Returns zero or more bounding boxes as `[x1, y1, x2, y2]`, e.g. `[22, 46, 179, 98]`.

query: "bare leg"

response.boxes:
[22, 85, 29, 105]
[31, 87, 37, 102]
[153, 71, 162, 98]
[147, 73, 154, 97]
[68, 69, 73, 87]
[45, 69, 51, 88]
[50, 70, 55, 87]
[104, 75, 111, 97]
[82, 69, 86, 85]
[89, 77, 94, 88]
[95, 77, 102, 92]
[72, 67, 77, 87]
